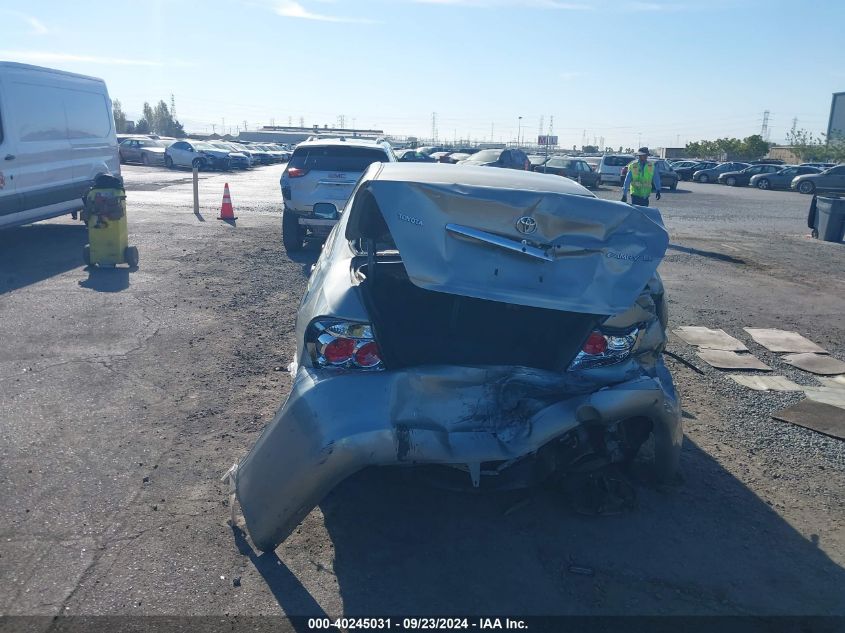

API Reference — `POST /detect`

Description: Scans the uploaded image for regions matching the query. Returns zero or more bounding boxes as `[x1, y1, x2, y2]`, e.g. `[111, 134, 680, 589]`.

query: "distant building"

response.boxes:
[767, 146, 801, 163]
[655, 147, 687, 159]
[827, 91, 845, 141]
[239, 125, 385, 145]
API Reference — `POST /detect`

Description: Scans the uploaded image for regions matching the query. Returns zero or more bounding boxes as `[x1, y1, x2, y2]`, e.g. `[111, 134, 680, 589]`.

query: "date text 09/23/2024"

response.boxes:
[307, 618, 528, 630]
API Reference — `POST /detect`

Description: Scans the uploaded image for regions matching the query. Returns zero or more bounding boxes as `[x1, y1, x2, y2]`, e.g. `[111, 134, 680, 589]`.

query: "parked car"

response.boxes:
[791, 164, 845, 194]
[447, 152, 471, 163]
[165, 140, 245, 170]
[209, 142, 250, 169]
[750, 165, 820, 190]
[430, 151, 453, 163]
[672, 161, 712, 180]
[280, 137, 396, 252]
[528, 154, 552, 169]
[396, 149, 436, 162]
[0, 62, 120, 230]
[717, 164, 782, 187]
[596, 155, 634, 185]
[692, 162, 750, 183]
[460, 148, 531, 170]
[535, 156, 600, 188]
[242, 143, 273, 165]
[119, 138, 170, 165]
[800, 162, 836, 170]
[229, 163, 680, 551]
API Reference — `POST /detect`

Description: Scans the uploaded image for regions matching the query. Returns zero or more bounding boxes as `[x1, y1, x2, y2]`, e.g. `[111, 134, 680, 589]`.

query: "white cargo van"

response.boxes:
[0, 62, 120, 229]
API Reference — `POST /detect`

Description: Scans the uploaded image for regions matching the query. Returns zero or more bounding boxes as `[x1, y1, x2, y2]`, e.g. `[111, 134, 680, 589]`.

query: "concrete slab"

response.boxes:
[772, 399, 845, 441]
[673, 326, 748, 351]
[818, 375, 845, 390]
[803, 387, 845, 410]
[743, 328, 827, 354]
[696, 349, 772, 371]
[728, 375, 803, 391]
[782, 353, 845, 376]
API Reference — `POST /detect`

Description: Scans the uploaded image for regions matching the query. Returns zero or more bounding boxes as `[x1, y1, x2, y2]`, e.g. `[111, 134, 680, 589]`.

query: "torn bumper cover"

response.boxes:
[233, 363, 681, 551]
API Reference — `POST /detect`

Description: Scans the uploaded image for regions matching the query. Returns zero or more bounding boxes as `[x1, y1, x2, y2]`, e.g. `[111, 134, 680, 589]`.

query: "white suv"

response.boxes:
[281, 137, 395, 252]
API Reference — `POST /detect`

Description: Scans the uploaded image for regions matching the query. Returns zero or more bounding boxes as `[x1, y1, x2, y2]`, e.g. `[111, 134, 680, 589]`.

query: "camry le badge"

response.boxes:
[515, 216, 537, 235]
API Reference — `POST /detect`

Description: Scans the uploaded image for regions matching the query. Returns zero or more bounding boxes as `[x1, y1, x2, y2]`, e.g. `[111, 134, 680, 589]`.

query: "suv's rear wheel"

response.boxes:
[282, 208, 304, 253]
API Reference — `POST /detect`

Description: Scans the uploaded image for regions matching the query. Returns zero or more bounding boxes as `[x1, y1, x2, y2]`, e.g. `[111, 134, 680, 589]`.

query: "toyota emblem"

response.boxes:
[515, 216, 537, 235]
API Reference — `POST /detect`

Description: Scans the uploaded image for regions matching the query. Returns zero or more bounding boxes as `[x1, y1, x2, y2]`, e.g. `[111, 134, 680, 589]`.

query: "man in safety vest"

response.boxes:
[621, 147, 661, 206]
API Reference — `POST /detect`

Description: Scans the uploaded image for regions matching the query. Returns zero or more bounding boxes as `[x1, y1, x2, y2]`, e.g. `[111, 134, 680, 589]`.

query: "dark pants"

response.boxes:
[631, 195, 650, 207]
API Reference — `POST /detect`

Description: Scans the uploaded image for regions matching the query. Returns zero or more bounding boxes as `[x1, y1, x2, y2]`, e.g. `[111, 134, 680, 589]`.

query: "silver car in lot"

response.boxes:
[232, 163, 682, 551]
[280, 137, 395, 252]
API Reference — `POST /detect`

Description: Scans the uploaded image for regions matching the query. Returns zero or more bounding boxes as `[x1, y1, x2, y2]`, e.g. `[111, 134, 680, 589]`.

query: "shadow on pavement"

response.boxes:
[0, 223, 88, 294]
[78, 266, 132, 292]
[668, 243, 746, 265]
[243, 438, 844, 616]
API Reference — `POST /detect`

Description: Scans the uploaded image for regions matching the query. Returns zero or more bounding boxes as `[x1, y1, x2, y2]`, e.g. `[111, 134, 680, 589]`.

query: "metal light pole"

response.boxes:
[518, 116, 523, 147]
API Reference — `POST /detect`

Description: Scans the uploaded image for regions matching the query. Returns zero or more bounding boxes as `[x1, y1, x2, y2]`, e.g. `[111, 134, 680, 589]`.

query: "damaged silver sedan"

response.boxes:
[231, 163, 681, 552]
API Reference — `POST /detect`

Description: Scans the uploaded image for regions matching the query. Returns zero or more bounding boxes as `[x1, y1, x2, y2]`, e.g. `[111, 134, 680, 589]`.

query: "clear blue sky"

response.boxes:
[1, 0, 843, 148]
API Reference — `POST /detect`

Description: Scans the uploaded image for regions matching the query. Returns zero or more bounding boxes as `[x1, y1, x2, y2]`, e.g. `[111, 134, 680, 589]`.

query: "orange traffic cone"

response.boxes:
[218, 183, 237, 221]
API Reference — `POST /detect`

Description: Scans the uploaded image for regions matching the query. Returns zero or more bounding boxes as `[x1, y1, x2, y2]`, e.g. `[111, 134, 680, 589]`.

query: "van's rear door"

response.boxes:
[347, 170, 669, 316]
[0, 74, 21, 223]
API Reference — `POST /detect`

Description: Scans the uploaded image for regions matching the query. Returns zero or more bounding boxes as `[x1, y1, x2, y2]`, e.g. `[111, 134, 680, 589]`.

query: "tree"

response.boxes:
[786, 126, 826, 162]
[135, 99, 186, 137]
[113, 99, 127, 133]
[582, 145, 598, 153]
[739, 134, 770, 161]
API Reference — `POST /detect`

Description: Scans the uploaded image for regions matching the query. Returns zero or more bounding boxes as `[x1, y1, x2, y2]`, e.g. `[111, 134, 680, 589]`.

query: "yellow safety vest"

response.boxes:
[628, 160, 654, 198]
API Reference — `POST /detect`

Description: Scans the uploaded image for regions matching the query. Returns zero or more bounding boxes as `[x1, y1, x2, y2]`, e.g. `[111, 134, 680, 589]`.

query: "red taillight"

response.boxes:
[287, 167, 307, 178]
[582, 332, 608, 355]
[324, 337, 355, 364]
[354, 341, 382, 368]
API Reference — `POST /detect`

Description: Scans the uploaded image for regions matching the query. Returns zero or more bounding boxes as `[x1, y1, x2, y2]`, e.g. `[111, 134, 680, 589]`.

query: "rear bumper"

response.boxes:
[233, 363, 681, 551]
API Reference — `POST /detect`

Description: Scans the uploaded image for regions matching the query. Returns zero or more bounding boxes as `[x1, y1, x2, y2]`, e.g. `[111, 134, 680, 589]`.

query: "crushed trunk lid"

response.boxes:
[346, 167, 669, 315]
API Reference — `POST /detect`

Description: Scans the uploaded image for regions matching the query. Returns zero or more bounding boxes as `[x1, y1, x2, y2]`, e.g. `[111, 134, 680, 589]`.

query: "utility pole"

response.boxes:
[170, 93, 177, 121]
[431, 112, 438, 142]
[518, 116, 522, 146]
[299, 116, 305, 128]
[211, 123, 216, 134]
[243, 120, 248, 132]
[538, 115, 544, 144]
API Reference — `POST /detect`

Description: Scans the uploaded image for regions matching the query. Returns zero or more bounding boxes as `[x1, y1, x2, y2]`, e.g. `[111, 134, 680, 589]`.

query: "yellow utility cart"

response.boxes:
[82, 175, 139, 268]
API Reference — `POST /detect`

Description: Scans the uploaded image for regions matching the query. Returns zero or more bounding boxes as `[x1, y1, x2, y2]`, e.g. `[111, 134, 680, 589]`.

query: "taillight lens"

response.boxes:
[307, 319, 384, 371]
[287, 167, 308, 178]
[354, 341, 382, 368]
[569, 327, 639, 371]
[582, 332, 608, 355]
[323, 337, 356, 364]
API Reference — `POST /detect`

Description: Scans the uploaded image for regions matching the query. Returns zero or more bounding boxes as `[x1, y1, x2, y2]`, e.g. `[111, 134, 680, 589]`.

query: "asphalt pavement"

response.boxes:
[1, 164, 843, 618]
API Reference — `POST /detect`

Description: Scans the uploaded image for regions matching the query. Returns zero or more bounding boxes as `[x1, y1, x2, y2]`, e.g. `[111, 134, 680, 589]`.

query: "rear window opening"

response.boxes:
[349, 189, 600, 371]
[288, 146, 391, 173]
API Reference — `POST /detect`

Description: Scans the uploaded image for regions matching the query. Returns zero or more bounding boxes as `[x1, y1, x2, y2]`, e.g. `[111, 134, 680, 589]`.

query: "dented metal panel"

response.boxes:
[232, 167, 681, 552]
[344, 164, 670, 315]
[235, 363, 681, 551]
